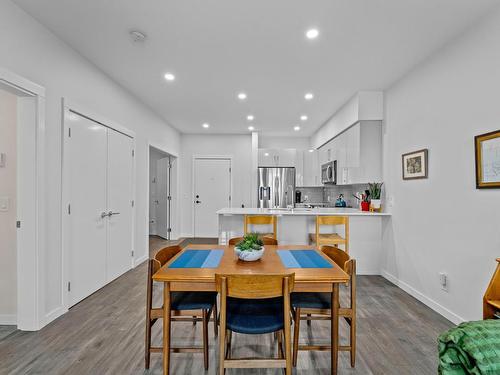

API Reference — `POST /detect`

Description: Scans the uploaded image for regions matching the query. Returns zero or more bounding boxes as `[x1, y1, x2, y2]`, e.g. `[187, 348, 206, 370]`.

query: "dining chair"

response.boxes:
[145, 245, 218, 370]
[228, 236, 278, 246]
[309, 215, 349, 253]
[216, 273, 295, 375]
[244, 215, 277, 239]
[291, 245, 356, 367]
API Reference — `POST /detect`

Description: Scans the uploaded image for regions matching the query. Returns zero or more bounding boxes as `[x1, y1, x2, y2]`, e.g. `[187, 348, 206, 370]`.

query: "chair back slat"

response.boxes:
[321, 245, 350, 271]
[216, 274, 294, 299]
[317, 215, 348, 226]
[228, 236, 278, 246]
[245, 215, 275, 225]
[154, 245, 182, 267]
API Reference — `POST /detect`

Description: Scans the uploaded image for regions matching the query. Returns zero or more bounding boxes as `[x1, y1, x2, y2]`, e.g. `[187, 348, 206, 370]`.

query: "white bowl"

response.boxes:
[234, 246, 265, 261]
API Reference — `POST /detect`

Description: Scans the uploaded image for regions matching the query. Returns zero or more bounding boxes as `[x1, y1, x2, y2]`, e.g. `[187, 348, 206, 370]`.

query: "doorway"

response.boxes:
[149, 146, 177, 241]
[193, 157, 232, 237]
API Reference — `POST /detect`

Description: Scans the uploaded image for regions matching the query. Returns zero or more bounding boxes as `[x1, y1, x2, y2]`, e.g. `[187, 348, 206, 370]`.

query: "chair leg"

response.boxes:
[219, 327, 226, 375]
[193, 315, 197, 325]
[213, 301, 218, 337]
[226, 330, 233, 359]
[202, 309, 209, 370]
[145, 316, 152, 369]
[307, 313, 312, 327]
[350, 314, 356, 367]
[293, 308, 300, 367]
[277, 330, 284, 359]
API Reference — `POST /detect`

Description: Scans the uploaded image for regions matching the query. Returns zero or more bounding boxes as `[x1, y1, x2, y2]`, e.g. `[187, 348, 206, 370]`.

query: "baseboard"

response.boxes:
[134, 254, 148, 267]
[42, 306, 67, 328]
[381, 270, 464, 325]
[0, 314, 16, 325]
[356, 269, 381, 276]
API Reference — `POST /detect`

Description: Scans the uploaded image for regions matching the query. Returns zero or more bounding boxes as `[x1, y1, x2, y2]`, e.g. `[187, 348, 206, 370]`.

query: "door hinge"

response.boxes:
[229, 167, 231, 173]
[132, 149, 135, 157]
[67, 282, 71, 292]
[131, 250, 134, 257]
[167, 196, 172, 201]
[68, 204, 71, 215]
[229, 195, 232, 201]
[167, 228, 172, 233]
[68, 127, 71, 138]
[131, 200, 134, 207]
[16, 221, 21, 228]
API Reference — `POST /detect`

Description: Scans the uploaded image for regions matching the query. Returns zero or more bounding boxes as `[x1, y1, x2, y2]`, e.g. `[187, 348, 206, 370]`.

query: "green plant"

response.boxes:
[236, 233, 264, 251]
[368, 182, 383, 200]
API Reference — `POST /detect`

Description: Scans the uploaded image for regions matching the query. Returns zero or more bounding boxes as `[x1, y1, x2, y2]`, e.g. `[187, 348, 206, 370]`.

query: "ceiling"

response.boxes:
[14, 0, 499, 136]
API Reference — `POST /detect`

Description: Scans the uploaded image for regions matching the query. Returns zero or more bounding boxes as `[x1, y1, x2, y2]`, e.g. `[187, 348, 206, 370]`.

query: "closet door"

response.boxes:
[106, 129, 134, 281]
[67, 113, 107, 307]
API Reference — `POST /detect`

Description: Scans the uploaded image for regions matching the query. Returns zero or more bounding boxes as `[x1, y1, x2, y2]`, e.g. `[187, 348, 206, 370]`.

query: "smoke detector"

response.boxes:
[129, 30, 147, 43]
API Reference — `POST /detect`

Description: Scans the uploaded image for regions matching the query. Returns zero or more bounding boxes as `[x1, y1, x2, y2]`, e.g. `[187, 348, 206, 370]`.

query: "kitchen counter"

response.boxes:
[216, 207, 391, 216]
[217, 207, 390, 274]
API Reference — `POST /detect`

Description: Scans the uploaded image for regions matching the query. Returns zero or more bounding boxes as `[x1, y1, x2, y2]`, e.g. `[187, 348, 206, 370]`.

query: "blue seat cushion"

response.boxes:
[226, 297, 284, 334]
[170, 292, 217, 311]
[291, 292, 331, 309]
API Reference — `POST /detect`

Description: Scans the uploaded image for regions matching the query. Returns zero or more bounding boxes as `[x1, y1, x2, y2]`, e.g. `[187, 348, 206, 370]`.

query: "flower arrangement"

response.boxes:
[236, 233, 264, 252]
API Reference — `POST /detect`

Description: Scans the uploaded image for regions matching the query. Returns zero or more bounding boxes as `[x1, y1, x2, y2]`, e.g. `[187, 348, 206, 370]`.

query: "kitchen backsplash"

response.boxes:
[296, 184, 369, 207]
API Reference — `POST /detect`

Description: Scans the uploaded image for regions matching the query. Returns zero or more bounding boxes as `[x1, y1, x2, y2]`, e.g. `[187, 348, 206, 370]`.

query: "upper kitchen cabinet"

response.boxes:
[258, 148, 296, 167]
[301, 149, 321, 187]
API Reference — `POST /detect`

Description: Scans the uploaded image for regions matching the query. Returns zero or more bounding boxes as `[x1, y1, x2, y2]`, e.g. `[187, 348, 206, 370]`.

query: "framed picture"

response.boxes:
[475, 129, 500, 189]
[402, 149, 428, 180]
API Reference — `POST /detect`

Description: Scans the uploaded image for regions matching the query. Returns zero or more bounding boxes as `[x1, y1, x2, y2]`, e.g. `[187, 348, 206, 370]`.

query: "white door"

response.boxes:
[67, 113, 107, 306]
[156, 157, 170, 239]
[194, 158, 231, 237]
[106, 129, 134, 281]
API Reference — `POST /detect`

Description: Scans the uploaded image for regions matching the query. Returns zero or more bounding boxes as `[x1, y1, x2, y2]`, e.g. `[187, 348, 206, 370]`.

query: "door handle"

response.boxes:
[108, 211, 121, 217]
[195, 200, 201, 204]
[101, 211, 108, 219]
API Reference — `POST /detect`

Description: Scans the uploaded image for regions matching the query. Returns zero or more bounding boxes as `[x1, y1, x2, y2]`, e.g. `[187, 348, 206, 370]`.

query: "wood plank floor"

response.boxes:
[0, 238, 452, 374]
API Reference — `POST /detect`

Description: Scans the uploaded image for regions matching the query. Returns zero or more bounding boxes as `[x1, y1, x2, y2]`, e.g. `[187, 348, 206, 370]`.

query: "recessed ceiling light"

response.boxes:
[202, 123, 210, 129]
[300, 115, 308, 121]
[248, 126, 255, 131]
[304, 93, 314, 100]
[294, 126, 301, 131]
[164, 73, 175, 81]
[309, 149, 314, 153]
[306, 28, 319, 39]
[247, 115, 254, 121]
[264, 152, 269, 156]
[237, 92, 247, 100]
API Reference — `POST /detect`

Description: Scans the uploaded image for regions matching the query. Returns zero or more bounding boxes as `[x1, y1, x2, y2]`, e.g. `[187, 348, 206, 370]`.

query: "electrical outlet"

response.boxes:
[439, 272, 448, 292]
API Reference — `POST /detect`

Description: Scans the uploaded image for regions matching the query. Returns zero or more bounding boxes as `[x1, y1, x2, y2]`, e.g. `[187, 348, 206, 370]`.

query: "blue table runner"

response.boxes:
[277, 250, 333, 269]
[168, 249, 224, 269]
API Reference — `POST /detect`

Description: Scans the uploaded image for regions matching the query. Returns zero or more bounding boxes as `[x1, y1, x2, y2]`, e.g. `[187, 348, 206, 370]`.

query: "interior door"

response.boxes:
[194, 158, 231, 237]
[67, 112, 107, 306]
[106, 128, 134, 281]
[156, 157, 170, 239]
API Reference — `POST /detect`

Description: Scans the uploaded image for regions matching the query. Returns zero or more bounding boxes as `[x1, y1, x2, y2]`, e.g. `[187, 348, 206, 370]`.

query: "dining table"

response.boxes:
[152, 244, 350, 375]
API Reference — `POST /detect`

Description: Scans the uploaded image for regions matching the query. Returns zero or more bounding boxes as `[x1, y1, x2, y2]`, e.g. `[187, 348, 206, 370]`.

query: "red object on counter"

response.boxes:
[361, 201, 370, 211]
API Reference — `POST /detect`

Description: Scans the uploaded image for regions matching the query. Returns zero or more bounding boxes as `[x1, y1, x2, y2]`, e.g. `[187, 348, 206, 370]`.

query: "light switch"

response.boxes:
[0, 197, 10, 212]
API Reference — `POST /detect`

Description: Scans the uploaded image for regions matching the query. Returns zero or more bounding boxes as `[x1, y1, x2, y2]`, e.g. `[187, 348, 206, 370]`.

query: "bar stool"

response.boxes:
[292, 245, 357, 367]
[309, 216, 349, 253]
[244, 215, 277, 239]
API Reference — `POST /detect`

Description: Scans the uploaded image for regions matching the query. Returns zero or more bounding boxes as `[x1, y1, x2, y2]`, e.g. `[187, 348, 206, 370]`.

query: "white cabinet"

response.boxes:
[317, 121, 382, 185]
[258, 148, 296, 167]
[301, 150, 321, 187]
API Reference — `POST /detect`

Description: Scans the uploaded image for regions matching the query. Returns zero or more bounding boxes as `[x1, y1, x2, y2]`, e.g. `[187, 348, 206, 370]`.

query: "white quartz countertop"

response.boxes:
[217, 207, 391, 216]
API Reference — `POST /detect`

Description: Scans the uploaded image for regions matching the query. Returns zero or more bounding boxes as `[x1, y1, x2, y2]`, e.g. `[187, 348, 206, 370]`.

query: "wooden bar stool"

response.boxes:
[145, 245, 218, 370]
[228, 236, 278, 246]
[291, 245, 356, 367]
[244, 215, 277, 239]
[216, 273, 295, 375]
[309, 216, 349, 253]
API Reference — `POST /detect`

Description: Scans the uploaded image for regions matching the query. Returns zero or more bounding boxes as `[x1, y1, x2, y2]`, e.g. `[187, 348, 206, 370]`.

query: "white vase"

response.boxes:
[234, 247, 265, 261]
[371, 199, 381, 209]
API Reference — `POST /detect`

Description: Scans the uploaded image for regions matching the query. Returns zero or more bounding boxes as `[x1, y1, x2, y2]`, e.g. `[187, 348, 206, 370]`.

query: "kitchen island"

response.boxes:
[217, 207, 391, 274]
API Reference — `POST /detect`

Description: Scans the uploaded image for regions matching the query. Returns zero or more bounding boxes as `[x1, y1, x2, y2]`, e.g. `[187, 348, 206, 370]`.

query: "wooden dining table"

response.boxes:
[152, 244, 350, 375]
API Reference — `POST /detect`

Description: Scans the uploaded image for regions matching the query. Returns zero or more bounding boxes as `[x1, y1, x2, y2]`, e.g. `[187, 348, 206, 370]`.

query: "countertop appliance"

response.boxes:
[258, 167, 295, 208]
[321, 160, 337, 184]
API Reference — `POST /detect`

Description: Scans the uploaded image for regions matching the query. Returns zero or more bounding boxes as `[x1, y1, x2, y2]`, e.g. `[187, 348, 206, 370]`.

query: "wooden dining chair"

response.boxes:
[309, 216, 349, 253]
[145, 245, 218, 370]
[228, 236, 278, 246]
[216, 273, 295, 375]
[291, 245, 356, 367]
[244, 215, 277, 239]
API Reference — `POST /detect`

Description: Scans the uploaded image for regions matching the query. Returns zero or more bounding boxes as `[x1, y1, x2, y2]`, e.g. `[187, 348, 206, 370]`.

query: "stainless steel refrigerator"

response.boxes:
[257, 167, 295, 208]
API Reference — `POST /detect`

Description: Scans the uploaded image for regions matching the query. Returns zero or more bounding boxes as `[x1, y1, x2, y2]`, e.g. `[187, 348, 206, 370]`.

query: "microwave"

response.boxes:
[321, 161, 337, 184]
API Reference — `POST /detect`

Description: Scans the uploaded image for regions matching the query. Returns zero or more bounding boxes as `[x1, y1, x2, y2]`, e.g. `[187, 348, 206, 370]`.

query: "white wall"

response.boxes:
[0, 88, 17, 323]
[382, 7, 500, 323]
[0, 0, 180, 326]
[259, 136, 310, 150]
[179, 134, 253, 236]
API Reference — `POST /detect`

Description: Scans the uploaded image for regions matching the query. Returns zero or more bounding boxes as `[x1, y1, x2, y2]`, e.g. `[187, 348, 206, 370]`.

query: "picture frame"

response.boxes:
[475, 129, 500, 189]
[402, 149, 428, 180]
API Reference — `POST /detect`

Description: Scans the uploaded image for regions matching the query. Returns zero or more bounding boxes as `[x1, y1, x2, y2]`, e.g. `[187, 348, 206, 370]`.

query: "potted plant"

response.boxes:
[234, 233, 265, 261]
[368, 182, 383, 211]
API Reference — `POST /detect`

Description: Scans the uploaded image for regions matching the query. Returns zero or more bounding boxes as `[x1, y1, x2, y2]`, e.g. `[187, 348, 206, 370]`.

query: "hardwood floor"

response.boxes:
[0, 238, 452, 374]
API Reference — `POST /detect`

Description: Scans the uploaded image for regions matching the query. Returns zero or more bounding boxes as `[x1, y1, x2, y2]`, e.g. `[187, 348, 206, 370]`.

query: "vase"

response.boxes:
[234, 247, 265, 261]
